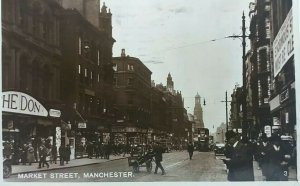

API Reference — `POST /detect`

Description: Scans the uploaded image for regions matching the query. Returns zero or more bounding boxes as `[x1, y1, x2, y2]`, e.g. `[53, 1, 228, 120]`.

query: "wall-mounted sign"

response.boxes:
[273, 8, 293, 77]
[285, 112, 289, 124]
[78, 122, 87, 128]
[280, 89, 289, 103]
[264, 125, 271, 138]
[2, 91, 48, 117]
[49, 109, 61, 118]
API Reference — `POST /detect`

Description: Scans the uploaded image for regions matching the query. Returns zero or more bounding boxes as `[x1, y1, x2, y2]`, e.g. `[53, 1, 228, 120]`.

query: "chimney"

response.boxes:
[121, 49, 126, 57]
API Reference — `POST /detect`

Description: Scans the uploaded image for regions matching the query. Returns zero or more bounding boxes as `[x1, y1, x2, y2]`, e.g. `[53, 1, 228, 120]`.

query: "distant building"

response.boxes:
[112, 49, 152, 144]
[193, 93, 204, 129]
[230, 86, 243, 130]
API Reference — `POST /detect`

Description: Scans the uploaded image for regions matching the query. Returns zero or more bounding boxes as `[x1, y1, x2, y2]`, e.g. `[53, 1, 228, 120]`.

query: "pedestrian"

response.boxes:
[86, 142, 93, 159]
[59, 145, 65, 166]
[223, 132, 254, 181]
[38, 144, 49, 169]
[27, 144, 35, 165]
[51, 144, 58, 164]
[153, 142, 166, 175]
[65, 144, 71, 164]
[187, 142, 194, 160]
[257, 133, 271, 178]
[21, 143, 28, 165]
[265, 134, 289, 181]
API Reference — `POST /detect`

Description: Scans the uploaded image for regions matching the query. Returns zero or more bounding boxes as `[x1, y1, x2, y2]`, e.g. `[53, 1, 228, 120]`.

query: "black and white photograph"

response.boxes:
[1, 0, 300, 183]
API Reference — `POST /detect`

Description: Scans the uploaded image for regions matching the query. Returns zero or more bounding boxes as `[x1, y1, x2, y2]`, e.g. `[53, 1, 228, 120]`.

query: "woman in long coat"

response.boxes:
[27, 144, 35, 165]
[265, 135, 289, 181]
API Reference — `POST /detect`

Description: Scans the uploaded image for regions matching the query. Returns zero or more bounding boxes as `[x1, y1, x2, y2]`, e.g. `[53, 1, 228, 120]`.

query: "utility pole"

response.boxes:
[226, 11, 248, 136]
[221, 91, 230, 132]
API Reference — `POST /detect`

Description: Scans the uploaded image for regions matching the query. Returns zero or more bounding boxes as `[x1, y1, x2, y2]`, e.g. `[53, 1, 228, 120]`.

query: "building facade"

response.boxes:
[2, 0, 64, 163]
[193, 93, 204, 129]
[269, 0, 295, 136]
[112, 49, 152, 145]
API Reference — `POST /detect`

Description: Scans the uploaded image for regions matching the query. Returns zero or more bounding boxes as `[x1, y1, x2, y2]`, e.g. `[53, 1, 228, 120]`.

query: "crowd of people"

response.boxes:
[222, 131, 296, 181]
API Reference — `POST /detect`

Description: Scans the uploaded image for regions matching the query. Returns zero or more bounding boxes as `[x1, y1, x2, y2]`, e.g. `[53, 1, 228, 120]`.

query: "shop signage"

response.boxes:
[280, 89, 289, 103]
[49, 109, 61, 118]
[273, 117, 281, 126]
[264, 125, 271, 137]
[285, 112, 289, 124]
[78, 122, 87, 128]
[273, 8, 293, 77]
[2, 91, 48, 117]
[269, 95, 280, 111]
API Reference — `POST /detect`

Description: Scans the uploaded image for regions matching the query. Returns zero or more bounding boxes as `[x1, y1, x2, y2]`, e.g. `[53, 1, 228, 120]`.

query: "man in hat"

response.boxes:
[153, 142, 166, 175]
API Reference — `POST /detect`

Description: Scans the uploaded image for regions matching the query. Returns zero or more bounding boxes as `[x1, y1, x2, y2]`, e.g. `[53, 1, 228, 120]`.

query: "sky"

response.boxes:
[106, 0, 251, 133]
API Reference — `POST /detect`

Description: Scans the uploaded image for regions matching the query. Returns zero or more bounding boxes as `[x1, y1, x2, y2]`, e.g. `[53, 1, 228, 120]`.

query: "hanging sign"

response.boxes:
[2, 91, 48, 117]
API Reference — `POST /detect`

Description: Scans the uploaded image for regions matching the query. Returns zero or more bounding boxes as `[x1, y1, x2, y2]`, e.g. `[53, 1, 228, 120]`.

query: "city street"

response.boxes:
[5, 151, 228, 182]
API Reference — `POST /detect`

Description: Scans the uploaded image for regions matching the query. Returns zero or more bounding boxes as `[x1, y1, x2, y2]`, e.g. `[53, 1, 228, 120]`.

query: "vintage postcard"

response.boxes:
[1, 0, 299, 184]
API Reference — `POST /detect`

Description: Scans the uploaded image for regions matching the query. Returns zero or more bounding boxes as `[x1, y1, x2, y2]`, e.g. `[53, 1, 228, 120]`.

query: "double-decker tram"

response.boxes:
[197, 128, 209, 151]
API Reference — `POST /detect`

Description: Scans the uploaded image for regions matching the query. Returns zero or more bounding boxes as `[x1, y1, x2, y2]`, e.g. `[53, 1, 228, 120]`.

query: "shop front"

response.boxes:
[2, 91, 62, 164]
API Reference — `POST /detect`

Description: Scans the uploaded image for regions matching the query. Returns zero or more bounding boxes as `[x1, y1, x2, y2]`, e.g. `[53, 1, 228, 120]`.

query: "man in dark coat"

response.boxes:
[187, 142, 194, 160]
[223, 132, 254, 181]
[153, 142, 166, 175]
[65, 144, 71, 164]
[59, 145, 65, 166]
[38, 144, 49, 169]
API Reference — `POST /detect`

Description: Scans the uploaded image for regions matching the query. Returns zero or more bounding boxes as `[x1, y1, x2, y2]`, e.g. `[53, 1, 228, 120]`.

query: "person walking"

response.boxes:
[27, 144, 35, 165]
[187, 142, 194, 160]
[265, 134, 289, 181]
[153, 142, 166, 175]
[223, 132, 254, 181]
[21, 143, 28, 165]
[59, 145, 65, 166]
[65, 144, 71, 164]
[257, 133, 271, 179]
[38, 144, 49, 169]
[51, 144, 58, 164]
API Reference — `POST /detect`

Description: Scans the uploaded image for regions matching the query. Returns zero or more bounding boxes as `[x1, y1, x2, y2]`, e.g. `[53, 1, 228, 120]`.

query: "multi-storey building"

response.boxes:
[248, 0, 273, 136]
[112, 49, 152, 145]
[193, 93, 204, 129]
[2, 0, 63, 163]
[59, 3, 115, 158]
[230, 86, 243, 130]
[269, 0, 295, 136]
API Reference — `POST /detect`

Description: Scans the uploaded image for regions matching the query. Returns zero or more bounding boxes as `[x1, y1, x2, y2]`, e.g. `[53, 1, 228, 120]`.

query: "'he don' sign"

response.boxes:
[2, 91, 48, 117]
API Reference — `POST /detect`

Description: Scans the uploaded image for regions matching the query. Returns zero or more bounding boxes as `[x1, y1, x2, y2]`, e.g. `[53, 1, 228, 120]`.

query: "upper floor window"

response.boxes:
[90, 71, 93, 79]
[79, 37, 82, 55]
[97, 50, 100, 66]
[113, 64, 117, 71]
[78, 65, 81, 74]
[265, 18, 271, 38]
[84, 68, 87, 77]
[128, 64, 134, 71]
[127, 78, 133, 85]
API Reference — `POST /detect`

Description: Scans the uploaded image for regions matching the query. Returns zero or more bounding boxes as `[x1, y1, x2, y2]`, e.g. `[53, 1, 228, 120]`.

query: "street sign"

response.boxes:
[49, 109, 61, 118]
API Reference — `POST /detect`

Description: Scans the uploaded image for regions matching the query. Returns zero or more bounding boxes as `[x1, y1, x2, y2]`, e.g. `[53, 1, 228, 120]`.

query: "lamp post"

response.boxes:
[226, 12, 249, 136]
[221, 91, 231, 132]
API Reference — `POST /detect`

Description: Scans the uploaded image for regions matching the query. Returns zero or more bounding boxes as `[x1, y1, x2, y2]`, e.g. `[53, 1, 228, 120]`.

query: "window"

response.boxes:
[127, 64, 134, 71]
[113, 64, 117, 71]
[84, 68, 87, 77]
[265, 18, 271, 38]
[90, 71, 93, 79]
[113, 77, 117, 86]
[78, 65, 81, 74]
[97, 50, 100, 66]
[127, 78, 133, 85]
[79, 37, 82, 55]
[97, 74, 100, 82]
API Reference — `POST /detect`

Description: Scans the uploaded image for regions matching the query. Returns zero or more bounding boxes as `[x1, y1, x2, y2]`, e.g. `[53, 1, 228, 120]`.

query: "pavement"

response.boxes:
[11, 154, 130, 175]
[11, 152, 297, 181]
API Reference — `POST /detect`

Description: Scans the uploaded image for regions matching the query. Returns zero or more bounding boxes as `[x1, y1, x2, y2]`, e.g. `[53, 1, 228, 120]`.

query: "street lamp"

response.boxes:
[226, 12, 249, 137]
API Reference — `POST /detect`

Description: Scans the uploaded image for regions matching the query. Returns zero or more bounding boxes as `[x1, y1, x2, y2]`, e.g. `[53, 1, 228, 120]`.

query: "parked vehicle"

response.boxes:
[3, 158, 12, 178]
[214, 143, 225, 156]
